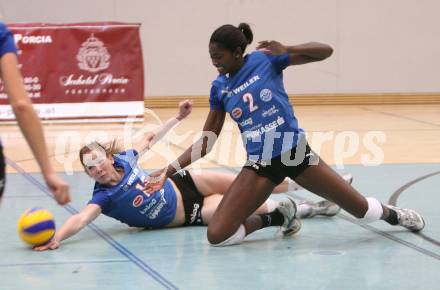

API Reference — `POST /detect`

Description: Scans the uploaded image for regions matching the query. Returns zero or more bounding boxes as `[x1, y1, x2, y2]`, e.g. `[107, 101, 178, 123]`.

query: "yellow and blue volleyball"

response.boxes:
[17, 208, 56, 246]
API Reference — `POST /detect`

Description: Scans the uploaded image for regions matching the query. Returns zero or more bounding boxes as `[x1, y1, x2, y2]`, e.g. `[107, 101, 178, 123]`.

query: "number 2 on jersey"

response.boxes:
[243, 93, 258, 112]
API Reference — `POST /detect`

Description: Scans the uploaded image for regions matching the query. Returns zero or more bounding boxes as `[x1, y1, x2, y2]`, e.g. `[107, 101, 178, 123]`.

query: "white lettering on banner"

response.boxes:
[232, 75, 260, 94]
[14, 34, 53, 44]
[0, 105, 56, 119]
[99, 73, 129, 85]
[0, 107, 14, 117]
[245, 116, 285, 139]
[60, 75, 98, 86]
[0, 101, 144, 121]
[59, 74, 129, 87]
[6, 23, 144, 122]
[38, 107, 55, 115]
[1, 75, 42, 100]
[23, 77, 40, 84]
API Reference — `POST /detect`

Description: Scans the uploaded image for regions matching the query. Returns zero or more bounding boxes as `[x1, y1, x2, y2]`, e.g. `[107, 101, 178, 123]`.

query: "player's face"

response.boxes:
[209, 42, 242, 75]
[83, 149, 116, 184]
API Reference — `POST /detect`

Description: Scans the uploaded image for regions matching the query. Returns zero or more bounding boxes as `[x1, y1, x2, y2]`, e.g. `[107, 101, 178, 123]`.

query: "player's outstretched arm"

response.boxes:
[257, 40, 333, 65]
[145, 109, 225, 193]
[33, 204, 101, 251]
[128, 100, 193, 154]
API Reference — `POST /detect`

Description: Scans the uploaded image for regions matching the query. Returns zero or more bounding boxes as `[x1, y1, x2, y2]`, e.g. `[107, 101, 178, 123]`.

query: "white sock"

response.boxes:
[287, 179, 303, 192]
[265, 198, 279, 213]
[296, 202, 312, 218]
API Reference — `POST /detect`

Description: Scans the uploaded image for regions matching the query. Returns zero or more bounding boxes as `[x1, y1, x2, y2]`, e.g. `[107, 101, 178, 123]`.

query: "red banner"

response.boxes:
[0, 22, 144, 121]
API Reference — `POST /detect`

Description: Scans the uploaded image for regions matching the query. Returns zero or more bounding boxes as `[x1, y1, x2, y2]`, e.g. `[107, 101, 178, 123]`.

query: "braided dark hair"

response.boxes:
[209, 23, 253, 54]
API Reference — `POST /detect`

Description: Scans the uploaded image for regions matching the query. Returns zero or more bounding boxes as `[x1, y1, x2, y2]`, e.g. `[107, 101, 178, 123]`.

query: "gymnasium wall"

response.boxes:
[1, 0, 439, 98]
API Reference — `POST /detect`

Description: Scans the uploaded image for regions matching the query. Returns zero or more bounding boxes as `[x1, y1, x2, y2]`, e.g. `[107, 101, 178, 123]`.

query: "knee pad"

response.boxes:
[361, 197, 383, 222]
[210, 225, 246, 247]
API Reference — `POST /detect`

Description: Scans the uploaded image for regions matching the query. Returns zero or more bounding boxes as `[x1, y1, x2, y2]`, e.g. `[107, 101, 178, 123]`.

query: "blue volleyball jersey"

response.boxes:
[209, 51, 304, 161]
[88, 149, 177, 228]
[0, 22, 17, 57]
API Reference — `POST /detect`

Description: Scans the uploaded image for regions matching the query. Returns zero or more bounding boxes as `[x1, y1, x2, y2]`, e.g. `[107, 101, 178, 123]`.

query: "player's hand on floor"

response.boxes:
[33, 239, 60, 251]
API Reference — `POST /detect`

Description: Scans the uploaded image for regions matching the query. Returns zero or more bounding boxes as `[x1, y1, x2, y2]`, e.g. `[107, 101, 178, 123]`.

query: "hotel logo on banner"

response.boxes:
[76, 34, 110, 72]
[60, 33, 128, 89]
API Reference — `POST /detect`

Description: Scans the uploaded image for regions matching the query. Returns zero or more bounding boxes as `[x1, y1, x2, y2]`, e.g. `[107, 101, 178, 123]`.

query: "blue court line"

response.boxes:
[5, 157, 179, 290]
[339, 214, 440, 260]
[0, 259, 129, 267]
[388, 170, 440, 248]
[289, 192, 440, 261]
